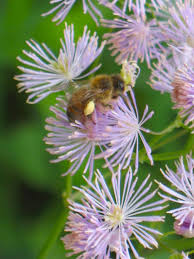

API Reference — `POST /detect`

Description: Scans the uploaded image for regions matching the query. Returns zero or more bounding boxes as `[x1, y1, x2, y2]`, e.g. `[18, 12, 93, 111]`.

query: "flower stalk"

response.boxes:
[37, 174, 72, 259]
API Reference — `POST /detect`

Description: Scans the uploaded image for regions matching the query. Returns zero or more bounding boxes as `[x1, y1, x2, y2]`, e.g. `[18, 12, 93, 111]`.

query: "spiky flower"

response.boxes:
[42, 0, 102, 25]
[62, 167, 166, 258]
[102, 0, 146, 17]
[150, 0, 194, 95]
[101, 3, 165, 66]
[171, 65, 194, 133]
[44, 98, 110, 179]
[14, 24, 105, 103]
[150, 48, 182, 93]
[97, 89, 154, 173]
[157, 154, 194, 238]
[159, 0, 194, 48]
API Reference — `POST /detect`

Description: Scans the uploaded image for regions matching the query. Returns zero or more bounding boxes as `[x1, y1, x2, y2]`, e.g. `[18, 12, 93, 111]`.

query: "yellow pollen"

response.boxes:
[187, 36, 194, 48]
[52, 54, 73, 79]
[105, 205, 124, 227]
[84, 101, 95, 116]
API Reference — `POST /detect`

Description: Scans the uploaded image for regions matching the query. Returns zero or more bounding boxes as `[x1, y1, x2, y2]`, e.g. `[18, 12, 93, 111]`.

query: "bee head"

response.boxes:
[111, 74, 125, 99]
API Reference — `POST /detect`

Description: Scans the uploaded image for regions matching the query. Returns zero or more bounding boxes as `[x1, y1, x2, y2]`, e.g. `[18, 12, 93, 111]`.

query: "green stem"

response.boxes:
[147, 116, 184, 152]
[149, 116, 183, 136]
[160, 231, 176, 239]
[151, 129, 187, 151]
[37, 174, 72, 259]
[139, 129, 187, 163]
[62, 174, 72, 207]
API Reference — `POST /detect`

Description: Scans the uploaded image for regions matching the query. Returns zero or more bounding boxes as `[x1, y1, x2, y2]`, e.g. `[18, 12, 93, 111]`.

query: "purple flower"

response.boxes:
[102, 0, 146, 17]
[14, 24, 105, 103]
[150, 45, 194, 131]
[97, 89, 154, 173]
[62, 167, 166, 258]
[157, 154, 194, 238]
[150, 0, 194, 95]
[44, 98, 109, 179]
[42, 0, 102, 25]
[150, 48, 182, 93]
[150, 46, 194, 133]
[101, 3, 165, 67]
[159, 0, 194, 48]
[171, 65, 194, 133]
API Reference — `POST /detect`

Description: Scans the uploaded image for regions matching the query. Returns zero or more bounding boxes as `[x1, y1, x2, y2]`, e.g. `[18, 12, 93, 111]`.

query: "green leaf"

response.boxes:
[0, 123, 63, 190]
[162, 238, 194, 251]
[169, 253, 182, 259]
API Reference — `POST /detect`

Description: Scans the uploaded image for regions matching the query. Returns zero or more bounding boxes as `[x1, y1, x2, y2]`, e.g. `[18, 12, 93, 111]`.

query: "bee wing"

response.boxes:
[64, 80, 89, 100]
[66, 78, 111, 103]
[80, 82, 111, 101]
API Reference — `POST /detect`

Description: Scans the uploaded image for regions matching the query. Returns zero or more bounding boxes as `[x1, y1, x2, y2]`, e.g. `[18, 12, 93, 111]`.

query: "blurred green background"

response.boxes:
[1, 1, 193, 259]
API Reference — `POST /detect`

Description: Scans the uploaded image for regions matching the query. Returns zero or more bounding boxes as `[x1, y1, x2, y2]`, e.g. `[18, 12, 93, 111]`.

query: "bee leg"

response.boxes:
[84, 100, 95, 116]
[84, 100, 97, 124]
[91, 109, 97, 124]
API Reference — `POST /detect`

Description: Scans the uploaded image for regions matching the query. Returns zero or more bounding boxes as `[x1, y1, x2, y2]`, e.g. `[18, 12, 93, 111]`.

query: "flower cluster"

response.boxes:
[14, 24, 105, 103]
[157, 154, 194, 238]
[14, 0, 194, 258]
[44, 98, 110, 179]
[96, 90, 153, 173]
[44, 89, 153, 178]
[171, 66, 194, 132]
[100, 0, 194, 131]
[101, 2, 165, 67]
[149, 0, 194, 131]
[62, 167, 166, 258]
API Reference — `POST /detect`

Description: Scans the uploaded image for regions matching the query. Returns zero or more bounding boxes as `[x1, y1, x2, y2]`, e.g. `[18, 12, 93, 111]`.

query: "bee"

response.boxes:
[67, 74, 127, 124]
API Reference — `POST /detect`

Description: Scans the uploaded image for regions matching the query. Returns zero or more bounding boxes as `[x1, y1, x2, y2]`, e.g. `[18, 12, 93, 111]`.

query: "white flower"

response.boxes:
[97, 89, 154, 173]
[42, 0, 102, 25]
[62, 167, 166, 258]
[15, 24, 105, 103]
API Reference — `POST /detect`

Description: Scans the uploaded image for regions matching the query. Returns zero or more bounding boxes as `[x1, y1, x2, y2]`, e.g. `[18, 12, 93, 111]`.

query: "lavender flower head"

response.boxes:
[151, 0, 194, 76]
[42, 0, 102, 25]
[150, 46, 194, 131]
[62, 167, 166, 258]
[44, 98, 110, 179]
[158, 0, 194, 49]
[14, 24, 105, 103]
[150, 49, 182, 93]
[157, 154, 194, 238]
[101, 3, 165, 67]
[97, 88, 154, 173]
[172, 65, 194, 133]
